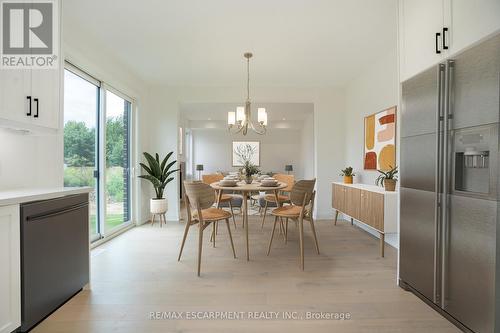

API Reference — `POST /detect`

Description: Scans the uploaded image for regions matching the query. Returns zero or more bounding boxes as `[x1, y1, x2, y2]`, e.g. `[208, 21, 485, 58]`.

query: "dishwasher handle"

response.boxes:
[26, 202, 88, 222]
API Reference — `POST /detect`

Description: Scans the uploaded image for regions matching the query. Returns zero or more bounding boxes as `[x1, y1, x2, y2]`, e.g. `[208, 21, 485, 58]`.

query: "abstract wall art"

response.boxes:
[364, 106, 396, 171]
[232, 141, 260, 166]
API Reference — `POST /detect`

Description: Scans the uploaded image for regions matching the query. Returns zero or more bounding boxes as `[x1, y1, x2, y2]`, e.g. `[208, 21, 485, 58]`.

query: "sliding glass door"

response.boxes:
[104, 90, 131, 232]
[63, 68, 101, 241]
[64, 64, 133, 241]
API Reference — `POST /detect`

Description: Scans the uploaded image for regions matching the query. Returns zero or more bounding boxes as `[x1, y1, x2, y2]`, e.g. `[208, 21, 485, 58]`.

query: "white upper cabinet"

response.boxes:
[399, 0, 500, 82]
[399, 0, 445, 82]
[0, 0, 61, 132]
[30, 67, 61, 129]
[446, 0, 500, 54]
[0, 70, 32, 125]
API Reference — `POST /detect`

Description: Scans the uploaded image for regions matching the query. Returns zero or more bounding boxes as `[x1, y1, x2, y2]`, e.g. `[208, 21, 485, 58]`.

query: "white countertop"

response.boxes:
[0, 187, 93, 206]
[332, 182, 398, 195]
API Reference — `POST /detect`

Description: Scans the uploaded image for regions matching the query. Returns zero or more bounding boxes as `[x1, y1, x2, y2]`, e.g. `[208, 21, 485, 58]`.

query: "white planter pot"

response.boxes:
[150, 198, 168, 214]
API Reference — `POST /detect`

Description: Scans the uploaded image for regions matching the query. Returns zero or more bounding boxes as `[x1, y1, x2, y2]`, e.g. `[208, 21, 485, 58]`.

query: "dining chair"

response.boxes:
[178, 181, 237, 276]
[267, 179, 319, 270]
[202, 173, 239, 227]
[261, 173, 295, 229]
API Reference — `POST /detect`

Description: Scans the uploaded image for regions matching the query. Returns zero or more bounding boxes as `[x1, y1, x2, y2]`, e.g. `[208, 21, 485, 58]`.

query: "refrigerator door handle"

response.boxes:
[441, 60, 455, 308]
[433, 63, 445, 304]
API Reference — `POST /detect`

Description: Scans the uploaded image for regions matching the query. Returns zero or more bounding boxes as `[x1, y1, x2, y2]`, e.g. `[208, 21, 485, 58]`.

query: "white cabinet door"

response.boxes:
[400, 0, 445, 81]
[0, 205, 20, 333]
[30, 68, 60, 129]
[0, 69, 32, 125]
[447, 0, 500, 54]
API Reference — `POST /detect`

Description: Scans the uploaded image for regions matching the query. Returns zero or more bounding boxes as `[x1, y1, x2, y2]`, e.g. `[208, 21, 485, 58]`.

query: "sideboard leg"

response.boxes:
[380, 233, 385, 257]
[334, 210, 339, 225]
[350, 217, 354, 226]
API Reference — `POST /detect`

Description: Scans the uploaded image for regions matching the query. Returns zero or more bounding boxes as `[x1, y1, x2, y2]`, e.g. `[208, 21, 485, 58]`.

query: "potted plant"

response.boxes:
[375, 166, 398, 191]
[340, 167, 355, 184]
[139, 151, 179, 215]
[241, 161, 260, 184]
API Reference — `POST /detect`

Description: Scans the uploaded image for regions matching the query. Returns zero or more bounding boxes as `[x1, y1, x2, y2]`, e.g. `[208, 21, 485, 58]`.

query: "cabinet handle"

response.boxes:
[442, 27, 449, 50]
[26, 96, 31, 116]
[34, 98, 39, 118]
[435, 32, 441, 54]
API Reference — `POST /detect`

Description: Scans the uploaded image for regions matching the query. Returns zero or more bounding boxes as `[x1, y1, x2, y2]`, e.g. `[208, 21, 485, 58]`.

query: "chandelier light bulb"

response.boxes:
[228, 111, 236, 126]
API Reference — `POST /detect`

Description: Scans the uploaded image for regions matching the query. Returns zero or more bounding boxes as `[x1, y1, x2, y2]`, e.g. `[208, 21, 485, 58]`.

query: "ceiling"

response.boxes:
[63, 0, 397, 87]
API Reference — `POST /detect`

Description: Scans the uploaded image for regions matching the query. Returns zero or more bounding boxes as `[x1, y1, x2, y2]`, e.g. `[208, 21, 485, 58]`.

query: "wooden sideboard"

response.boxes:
[332, 182, 397, 257]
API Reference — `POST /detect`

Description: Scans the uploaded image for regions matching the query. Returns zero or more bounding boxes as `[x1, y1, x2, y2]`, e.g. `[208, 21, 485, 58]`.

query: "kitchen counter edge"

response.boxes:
[0, 187, 93, 206]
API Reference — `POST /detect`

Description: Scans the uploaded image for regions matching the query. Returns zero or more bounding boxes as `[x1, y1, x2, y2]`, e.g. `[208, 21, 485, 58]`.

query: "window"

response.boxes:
[64, 63, 133, 242]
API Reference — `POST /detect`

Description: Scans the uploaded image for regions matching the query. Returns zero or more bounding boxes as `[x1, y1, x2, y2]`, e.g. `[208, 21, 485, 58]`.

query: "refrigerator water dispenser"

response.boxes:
[453, 125, 495, 194]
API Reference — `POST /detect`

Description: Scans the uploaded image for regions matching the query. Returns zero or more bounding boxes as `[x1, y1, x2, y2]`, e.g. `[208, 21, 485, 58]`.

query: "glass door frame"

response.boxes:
[100, 83, 134, 236]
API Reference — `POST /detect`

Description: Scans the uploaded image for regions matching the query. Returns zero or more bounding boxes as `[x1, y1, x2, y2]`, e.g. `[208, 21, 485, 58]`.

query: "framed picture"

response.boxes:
[364, 106, 396, 171]
[232, 141, 260, 166]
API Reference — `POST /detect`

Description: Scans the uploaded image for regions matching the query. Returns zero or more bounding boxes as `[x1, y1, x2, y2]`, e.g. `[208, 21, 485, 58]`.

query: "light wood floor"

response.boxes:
[33, 214, 460, 333]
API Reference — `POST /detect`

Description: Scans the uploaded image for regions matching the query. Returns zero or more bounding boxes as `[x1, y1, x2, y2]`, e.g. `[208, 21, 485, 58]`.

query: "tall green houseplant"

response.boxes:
[139, 151, 179, 199]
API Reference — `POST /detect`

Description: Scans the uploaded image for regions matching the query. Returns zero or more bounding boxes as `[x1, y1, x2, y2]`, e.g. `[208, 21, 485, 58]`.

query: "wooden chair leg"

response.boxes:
[285, 218, 289, 244]
[267, 216, 279, 256]
[309, 217, 320, 255]
[178, 220, 191, 261]
[229, 200, 236, 228]
[261, 201, 269, 229]
[334, 210, 339, 226]
[298, 216, 305, 270]
[225, 218, 237, 258]
[280, 218, 286, 240]
[197, 221, 204, 277]
[212, 222, 216, 248]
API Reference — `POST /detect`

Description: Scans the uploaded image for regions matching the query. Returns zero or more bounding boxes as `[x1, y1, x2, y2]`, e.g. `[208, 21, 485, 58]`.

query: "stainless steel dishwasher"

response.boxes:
[19, 194, 90, 332]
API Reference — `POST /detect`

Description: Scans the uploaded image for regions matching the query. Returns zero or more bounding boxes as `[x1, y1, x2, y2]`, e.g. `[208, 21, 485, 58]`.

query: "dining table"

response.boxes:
[210, 180, 288, 261]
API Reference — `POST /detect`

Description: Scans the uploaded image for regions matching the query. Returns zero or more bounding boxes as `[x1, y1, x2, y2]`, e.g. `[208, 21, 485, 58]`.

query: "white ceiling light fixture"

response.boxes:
[228, 52, 267, 135]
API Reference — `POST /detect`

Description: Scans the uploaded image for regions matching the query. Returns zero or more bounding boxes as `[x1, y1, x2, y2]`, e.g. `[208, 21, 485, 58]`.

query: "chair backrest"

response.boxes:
[202, 173, 224, 185]
[305, 190, 316, 217]
[290, 179, 316, 206]
[183, 181, 215, 210]
[273, 173, 295, 192]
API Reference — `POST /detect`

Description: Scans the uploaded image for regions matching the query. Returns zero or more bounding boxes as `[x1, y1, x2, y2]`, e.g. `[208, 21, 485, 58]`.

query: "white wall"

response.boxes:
[191, 128, 307, 178]
[301, 113, 315, 179]
[0, 130, 63, 190]
[344, 50, 399, 185]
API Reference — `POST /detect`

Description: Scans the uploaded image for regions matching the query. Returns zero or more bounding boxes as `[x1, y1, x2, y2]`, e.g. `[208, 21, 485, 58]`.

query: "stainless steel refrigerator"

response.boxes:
[400, 32, 500, 333]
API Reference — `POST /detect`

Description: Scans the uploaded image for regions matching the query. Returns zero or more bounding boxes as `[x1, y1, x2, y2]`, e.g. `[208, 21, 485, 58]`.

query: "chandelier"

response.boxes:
[227, 52, 268, 135]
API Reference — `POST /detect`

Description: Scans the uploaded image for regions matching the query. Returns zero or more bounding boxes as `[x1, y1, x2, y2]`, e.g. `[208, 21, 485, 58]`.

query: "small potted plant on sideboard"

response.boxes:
[138, 151, 179, 219]
[375, 165, 398, 191]
[340, 167, 355, 184]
